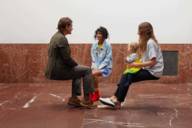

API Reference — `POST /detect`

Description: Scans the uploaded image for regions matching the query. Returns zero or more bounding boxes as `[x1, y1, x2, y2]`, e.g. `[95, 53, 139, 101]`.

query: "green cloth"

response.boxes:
[123, 59, 141, 74]
[45, 31, 77, 79]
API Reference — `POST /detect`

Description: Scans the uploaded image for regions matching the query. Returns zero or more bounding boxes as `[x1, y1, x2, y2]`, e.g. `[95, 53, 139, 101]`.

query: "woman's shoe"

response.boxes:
[99, 97, 121, 109]
[99, 97, 115, 107]
[114, 101, 121, 109]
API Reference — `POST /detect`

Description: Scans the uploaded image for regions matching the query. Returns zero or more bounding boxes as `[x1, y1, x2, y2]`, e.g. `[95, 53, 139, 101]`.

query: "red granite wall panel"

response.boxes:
[0, 44, 191, 83]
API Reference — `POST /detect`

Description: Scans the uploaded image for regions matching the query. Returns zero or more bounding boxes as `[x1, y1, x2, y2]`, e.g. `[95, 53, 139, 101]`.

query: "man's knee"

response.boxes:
[74, 65, 92, 76]
[82, 66, 92, 74]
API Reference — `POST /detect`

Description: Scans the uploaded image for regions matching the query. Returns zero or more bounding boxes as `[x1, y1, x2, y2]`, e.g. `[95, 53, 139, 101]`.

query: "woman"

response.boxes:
[100, 22, 164, 109]
[90, 26, 112, 102]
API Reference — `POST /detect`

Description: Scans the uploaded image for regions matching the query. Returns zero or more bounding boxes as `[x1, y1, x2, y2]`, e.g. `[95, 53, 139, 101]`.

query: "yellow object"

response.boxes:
[123, 58, 141, 74]
[98, 43, 103, 48]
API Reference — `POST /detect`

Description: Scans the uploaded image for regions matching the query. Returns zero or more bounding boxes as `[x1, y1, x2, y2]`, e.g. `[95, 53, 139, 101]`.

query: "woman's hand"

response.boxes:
[126, 62, 139, 68]
[127, 58, 157, 68]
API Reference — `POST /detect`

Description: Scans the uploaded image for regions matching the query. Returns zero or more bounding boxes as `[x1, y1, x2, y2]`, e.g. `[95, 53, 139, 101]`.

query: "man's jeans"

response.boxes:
[69, 65, 94, 97]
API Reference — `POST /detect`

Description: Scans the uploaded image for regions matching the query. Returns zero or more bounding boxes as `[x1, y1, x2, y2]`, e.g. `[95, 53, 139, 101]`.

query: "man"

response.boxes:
[45, 17, 95, 108]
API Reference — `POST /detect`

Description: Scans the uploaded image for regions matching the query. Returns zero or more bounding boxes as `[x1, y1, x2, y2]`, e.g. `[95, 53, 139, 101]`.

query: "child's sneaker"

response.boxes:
[94, 90, 100, 101]
[89, 90, 100, 102]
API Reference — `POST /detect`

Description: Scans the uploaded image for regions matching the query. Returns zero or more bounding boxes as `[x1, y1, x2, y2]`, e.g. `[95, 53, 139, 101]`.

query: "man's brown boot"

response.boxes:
[67, 97, 82, 107]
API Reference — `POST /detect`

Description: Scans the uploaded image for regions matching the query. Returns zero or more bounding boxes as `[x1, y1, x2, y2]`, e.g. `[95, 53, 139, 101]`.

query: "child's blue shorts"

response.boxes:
[100, 68, 112, 77]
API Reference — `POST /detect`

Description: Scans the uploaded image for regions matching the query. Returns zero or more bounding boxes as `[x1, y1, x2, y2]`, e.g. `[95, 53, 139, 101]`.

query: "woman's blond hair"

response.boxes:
[138, 22, 158, 54]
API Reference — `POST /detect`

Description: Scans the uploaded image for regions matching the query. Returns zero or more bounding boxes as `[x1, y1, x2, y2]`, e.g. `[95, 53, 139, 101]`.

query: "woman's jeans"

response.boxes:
[115, 69, 159, 102]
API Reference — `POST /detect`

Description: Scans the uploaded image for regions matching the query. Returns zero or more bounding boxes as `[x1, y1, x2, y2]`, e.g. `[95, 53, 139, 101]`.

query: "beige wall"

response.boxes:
[0, 0, 192, 44]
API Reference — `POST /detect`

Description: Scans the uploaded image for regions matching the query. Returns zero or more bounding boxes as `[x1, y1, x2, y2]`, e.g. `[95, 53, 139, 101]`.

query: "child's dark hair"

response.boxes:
[94, 26, 109, 39]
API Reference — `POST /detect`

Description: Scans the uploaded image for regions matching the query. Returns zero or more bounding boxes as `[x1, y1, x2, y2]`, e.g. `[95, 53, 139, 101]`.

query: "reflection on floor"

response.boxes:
[0, 82, 192, 128]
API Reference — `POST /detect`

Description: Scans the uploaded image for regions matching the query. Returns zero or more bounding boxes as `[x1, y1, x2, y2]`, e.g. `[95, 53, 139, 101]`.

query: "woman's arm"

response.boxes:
[127, 58, 157, 68]
[129, 41, 159, 68]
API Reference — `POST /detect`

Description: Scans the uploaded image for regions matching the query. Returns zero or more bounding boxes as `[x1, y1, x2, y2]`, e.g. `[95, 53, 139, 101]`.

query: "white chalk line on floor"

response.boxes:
[83, 118, 144, 127]
[23, 96, 38, 109]
[49, 93, 65, 102]
[0, 100, 9, 106]
[97, 104, 111, 108]
[169, 108, 178, 128]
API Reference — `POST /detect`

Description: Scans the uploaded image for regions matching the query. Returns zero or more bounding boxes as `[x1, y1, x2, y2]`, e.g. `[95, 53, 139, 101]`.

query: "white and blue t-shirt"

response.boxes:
[142, 39, 164, 77]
